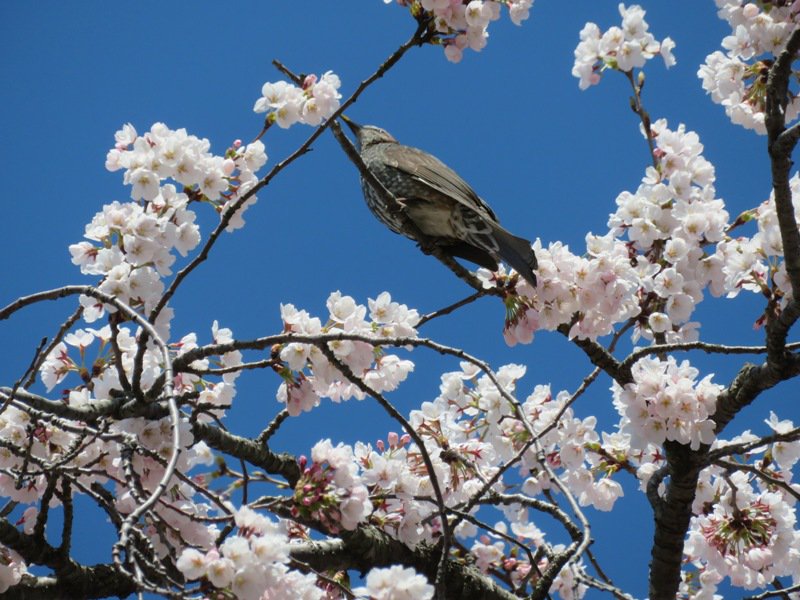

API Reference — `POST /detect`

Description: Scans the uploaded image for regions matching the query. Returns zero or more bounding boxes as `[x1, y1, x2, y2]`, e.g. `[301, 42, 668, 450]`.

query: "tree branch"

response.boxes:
[148, 20, 436, 327]
[558, 324, 630, 384]
[191, 421, 301, 488]
[0, 518, 138, 600]
[289, 525, 521, 600]
[765, 27, 800, 359]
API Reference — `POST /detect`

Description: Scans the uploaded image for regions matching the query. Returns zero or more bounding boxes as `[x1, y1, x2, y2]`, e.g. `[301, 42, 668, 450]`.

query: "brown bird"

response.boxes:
[343, 118, 537, 287]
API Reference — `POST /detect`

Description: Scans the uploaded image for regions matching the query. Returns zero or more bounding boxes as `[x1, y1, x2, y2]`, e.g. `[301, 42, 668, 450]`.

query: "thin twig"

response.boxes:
[624, 70, 658, 169]
[148, 21, 436, 327]
[1, 337, 48, 417]
[621, 340, 800, 371]
[417, 290, 488, 326]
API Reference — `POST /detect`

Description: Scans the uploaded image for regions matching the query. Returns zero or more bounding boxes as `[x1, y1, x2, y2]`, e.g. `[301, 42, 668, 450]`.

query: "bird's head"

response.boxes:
[341, 116, 397, 149]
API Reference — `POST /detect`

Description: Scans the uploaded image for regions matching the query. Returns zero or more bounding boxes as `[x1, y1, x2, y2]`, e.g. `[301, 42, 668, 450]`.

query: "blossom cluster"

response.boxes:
[497, 233, 643, 345]
[177, 507, 322, 600]
[353, 565, 434, 600]
[177, 449, 434, 599]
[293, 440, 373, 532]
[275, 291, 418, 416]
[172, 320, 244, 419]
[254, 72, 341, 128]
[355, 430, 444, 547]
[686, 468, 800, 592]
[69, 190, 192, 321]
[106, 122, 267, 229]
[612, 356, 721, 451]
[715, 173, 800, 311]
[0, 394, 218, 556]
[39, 318, 242, 416]
[699, 0, 800, 133]
[0, 546, 25, 594]
[680, 416, 800, 594]
[497, 118, 739, 346]
[469, 537, 588, 598]
[513, 379, 624, 513]
[70, 123, 267, 327]
[180, 445, 432, 599]
[608, 120, 730, 341]
[352, 363, 615, 594]
[572, 3, 675, 89]
[31, 320, 242, 559]
[385, 0, 534, 63]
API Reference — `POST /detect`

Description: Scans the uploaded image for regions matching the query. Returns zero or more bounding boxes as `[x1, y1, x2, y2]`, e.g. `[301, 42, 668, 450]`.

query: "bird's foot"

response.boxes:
[388, 196, 408, 216]
[416, 241, 436, 256]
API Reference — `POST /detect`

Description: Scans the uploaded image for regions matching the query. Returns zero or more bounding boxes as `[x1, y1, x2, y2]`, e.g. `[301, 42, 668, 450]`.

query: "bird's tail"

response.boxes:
[492, 226, 538, 287]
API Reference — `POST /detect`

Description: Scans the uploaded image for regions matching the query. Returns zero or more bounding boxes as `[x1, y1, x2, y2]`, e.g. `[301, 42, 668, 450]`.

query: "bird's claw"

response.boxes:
[417, 242, 434, 256]
[389, 197, 408, 216]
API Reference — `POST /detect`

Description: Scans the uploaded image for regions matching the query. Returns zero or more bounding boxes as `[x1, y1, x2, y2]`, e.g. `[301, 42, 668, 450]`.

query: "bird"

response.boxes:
[342, 117, 538, 288]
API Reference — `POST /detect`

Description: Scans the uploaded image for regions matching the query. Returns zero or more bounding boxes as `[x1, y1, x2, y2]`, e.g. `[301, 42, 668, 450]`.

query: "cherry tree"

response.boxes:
[2, 2, 800, 599]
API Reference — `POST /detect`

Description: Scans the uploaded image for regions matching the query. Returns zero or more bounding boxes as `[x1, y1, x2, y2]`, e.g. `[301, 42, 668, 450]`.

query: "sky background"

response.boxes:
[1, 2, 796, 598]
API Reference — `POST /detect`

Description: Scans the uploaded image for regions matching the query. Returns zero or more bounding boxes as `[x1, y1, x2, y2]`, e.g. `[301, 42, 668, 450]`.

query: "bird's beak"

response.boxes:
[341, 114, 361, 135]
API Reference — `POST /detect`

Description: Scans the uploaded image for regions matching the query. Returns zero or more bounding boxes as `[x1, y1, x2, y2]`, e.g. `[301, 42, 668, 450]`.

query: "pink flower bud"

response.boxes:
[222, 158, 236, 176]
[742, 3, 758, 18]
[303, 74, 317, 90]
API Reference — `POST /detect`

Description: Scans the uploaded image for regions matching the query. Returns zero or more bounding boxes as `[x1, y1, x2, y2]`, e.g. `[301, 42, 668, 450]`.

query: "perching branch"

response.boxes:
[128, 20, 438, 400]
[149, 21, 436, 327]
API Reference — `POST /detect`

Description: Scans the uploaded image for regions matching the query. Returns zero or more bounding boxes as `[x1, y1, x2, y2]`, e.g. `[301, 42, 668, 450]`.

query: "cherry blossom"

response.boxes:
[572, 4, 675, 89]
[353, 565, 434, 600]
[613, 356, 721, 451]
[275, 292, 417, 413]
[5, 5, 800, 600]
[385, 0, 533, 63]
[699, 0, 800, 133]
[253, 71, 341, 128]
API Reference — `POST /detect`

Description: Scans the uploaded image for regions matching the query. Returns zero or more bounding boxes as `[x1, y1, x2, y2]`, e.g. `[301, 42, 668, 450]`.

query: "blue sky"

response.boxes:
[1, 2, 794, 598]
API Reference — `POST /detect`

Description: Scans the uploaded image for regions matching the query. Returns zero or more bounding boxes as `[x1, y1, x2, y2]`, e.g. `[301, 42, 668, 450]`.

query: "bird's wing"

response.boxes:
[376, 143, 538, 285]
[379, 144, 499, 223]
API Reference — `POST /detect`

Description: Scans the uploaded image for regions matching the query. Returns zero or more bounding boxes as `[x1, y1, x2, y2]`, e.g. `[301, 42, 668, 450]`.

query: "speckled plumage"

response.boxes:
[345, 120, 538, 287]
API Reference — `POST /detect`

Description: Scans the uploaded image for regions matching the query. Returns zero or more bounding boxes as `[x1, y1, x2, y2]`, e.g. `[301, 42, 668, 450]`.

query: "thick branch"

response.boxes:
[0, 518, 137, 600]
[290, 526, 521, 600]
[558, 324, 631, 384]
[765, 28, 800, 354]
[0, 387, 167, 423]
[713, 355, 800, 434]
[648, 353, 800, 600]
[4, 568, 136, 600]
[648, 441, 703, 600]
[192, 421, 301, 487]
